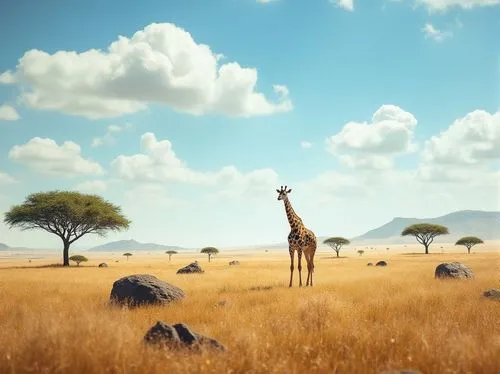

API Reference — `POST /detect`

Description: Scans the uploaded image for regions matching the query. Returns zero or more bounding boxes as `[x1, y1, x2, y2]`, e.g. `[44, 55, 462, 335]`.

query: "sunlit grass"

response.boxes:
[0, 250, 498, 373]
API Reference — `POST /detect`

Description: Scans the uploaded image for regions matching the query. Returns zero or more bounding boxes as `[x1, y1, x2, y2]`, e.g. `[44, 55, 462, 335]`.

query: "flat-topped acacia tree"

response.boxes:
[455, 236, 484, 254]
[166, 250, 178, 261]
[323, 237, 350, 257]
[201, 247, 219, 262]
[4, 191, 130, 267]
[401, 223, 449, 254]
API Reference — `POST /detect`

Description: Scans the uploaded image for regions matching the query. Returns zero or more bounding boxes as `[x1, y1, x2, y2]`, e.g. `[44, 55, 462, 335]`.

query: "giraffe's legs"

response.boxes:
[297, 249, 303, 287]
[309, 246, 316, 287]
[304, 252, 311, 286]
[288, 247, 294, 287]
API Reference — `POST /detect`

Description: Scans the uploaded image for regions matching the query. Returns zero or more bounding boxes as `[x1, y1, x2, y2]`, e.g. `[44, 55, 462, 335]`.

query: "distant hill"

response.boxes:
[0, 243, 9, 251]
[353, 210, 500, 243]
[88, 239, 185, 252]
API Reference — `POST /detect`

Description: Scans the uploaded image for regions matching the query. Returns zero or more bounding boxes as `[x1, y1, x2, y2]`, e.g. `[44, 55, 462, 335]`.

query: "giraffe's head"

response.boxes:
[276, 185, 292, 201]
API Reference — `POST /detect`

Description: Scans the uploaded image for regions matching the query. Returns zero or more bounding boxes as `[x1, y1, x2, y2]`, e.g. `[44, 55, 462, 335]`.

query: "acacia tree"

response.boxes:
[357, 250, 365, 256]
[69, 255, 88, 266]
[166, 250, 178, 261]
[123, 253, 132, 261]
[201, 247, 219, 262]
[455, 236, 483, 254]
[323, 237, 350, 257]
[4, 191, 130, 266]
[401, 223, 449, 254]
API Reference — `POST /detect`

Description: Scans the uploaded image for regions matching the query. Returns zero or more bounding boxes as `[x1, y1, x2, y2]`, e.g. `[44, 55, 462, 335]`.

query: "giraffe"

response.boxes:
[276, 185, 317, 287]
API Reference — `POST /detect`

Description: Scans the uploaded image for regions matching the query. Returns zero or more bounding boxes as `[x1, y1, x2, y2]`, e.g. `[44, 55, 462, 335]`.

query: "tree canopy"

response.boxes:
[401, 223, 449, 254]
[166, 250, 178, 261]
[4, 191, 130, 266]
[123, 253, 132, 260]
[201, 247, 219, 262]
[455, 236, 483, 254]
[323, 237, 350, 257]
[69, 255, 88, 266]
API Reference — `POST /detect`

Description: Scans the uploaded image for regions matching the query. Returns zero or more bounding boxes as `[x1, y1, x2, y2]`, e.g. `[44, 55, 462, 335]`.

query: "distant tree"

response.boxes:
[69, 255, 88, 266]
[166, 250, 178, 261]
[357, 250, 365, 256]
[4, 191, 130, 266]
[201, 247, 219, 262]
[323, 237, 350, 257]
[123, 253, 132, 261]
[401, 223, 449, 254]
[455, 236, 484, 254]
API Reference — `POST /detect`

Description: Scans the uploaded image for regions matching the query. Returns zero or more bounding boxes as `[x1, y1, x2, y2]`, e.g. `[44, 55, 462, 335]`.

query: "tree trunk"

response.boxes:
[424, 244, 429, 254]
[467, 247, 471, 254]
[208, 254, 211, 262]
[63, 240, 70, 266]
[336, 250, 339, 257]
[169, 255, 171, 261]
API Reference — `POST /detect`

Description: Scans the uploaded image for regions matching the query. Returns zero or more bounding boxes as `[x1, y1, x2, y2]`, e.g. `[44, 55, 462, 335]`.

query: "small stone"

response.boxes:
[177, 262, 204, 274]
[376, 261, 387, 267]
[367, 262, 373, 266]
[483, 288, 500, 300]
[98, 263, 108, 268]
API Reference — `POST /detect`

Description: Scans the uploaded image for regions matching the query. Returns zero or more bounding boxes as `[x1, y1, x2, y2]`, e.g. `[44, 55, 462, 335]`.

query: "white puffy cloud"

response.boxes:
[415, 0, 500, 11]
[300, 141, 313, 149]
[74, 180, 108, 193]
[111, 132, 279, 197]
[0, 171, 17, 184]
[330, 0, 354, 11]
[9, 138, 104, 177]
[91, 123, 133, 148]
[422, 23, 452, 42]
[326, 105, 418, 169]
[423, 110, 500, 165]
[0, 104, 20, 121]
[418, 110, 500, 182]
[1, 23, 292, 119]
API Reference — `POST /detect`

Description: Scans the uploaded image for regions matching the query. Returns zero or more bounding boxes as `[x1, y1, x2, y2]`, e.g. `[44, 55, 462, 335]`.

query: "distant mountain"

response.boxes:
[0, 243, 9, 251]
[353, 210, 500, 243]
[88, 239, 185, 252]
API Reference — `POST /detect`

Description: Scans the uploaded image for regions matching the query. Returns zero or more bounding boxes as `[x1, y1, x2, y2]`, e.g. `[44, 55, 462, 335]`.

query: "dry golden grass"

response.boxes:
[0, 249, 499, 374]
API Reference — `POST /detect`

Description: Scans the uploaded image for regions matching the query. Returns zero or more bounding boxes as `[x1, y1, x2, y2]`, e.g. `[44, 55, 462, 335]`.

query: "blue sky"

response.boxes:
[0, 0, 498, 249]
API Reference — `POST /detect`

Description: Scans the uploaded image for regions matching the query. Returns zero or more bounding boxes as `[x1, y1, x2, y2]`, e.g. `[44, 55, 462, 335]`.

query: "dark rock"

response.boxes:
[177, 261, 204, 274]
[435, 262, 474, 279]
[98, 263, 108, 268]
[229, 260, 240, 266]
[380, 370, 422, 374]
[376, 261, 387, 267]
[483, 288, 500, 300]
[367, 262, 373, 266]
[144, 321, 226, 352]
[110, 274, 185, 307]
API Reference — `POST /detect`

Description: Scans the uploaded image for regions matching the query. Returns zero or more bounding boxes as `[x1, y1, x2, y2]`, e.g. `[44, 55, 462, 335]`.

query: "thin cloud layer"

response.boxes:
[0, 23, 292, 119]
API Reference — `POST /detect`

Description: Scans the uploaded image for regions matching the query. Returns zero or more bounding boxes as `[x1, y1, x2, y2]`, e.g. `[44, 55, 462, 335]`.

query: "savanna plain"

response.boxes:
[0, 244, 499, 374]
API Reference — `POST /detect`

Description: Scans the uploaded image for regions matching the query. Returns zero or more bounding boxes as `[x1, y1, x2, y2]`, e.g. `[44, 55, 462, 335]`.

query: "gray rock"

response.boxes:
[483, 288, 500, 300]
[367, 262, 373, 266]
[177, 262, 204, 274]
[144, 321, 226, 352]
[229, 260, 240, 266]
[110, 274, 185, 307]
[435, 262, 474, 279]
[98, 263, 108, 268]
[376, 261, 387, 267]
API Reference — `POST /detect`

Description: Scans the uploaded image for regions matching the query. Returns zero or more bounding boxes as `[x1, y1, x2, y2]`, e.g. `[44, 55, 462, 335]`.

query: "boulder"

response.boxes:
[98, 263, 108, 268]
[229, 260, 240, 266]
[367, 263, 373, 266]
[380, 371, 422, 374]
[435, 262, 474, 279]
[483, 288, 500, 300]
[144, 321, 226, 352]
[177, 262, 204, 274]
[376, 261, 387, 267]
[110, 274, 185, 307]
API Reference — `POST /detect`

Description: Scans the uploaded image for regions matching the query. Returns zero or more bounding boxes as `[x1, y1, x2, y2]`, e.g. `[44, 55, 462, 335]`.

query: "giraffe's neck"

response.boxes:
[283, 197, 302, 229]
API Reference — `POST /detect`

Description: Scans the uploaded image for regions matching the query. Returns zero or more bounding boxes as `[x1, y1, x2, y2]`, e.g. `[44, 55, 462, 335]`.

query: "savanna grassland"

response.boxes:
[0, 247, 498, 374]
